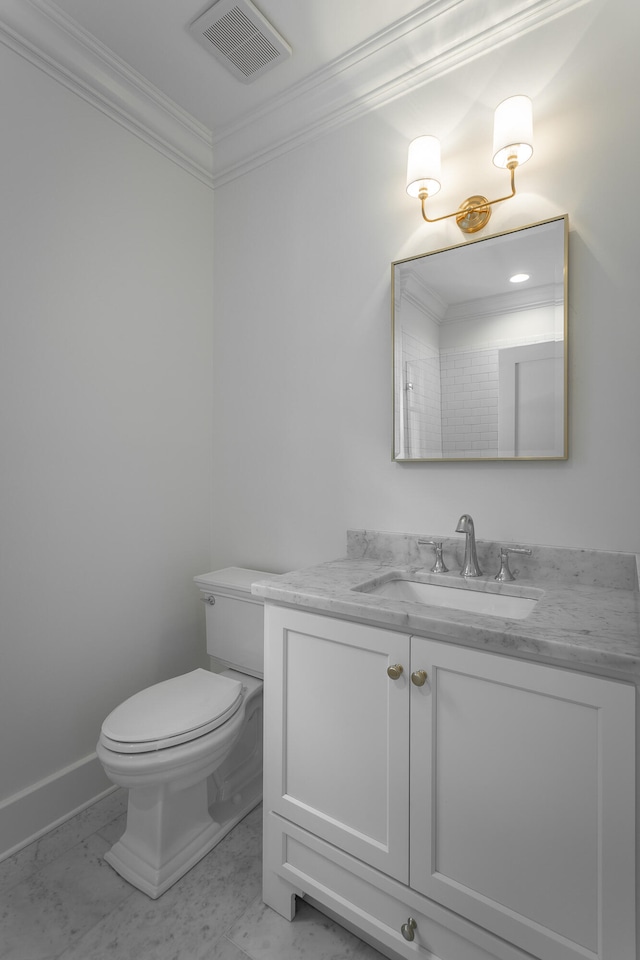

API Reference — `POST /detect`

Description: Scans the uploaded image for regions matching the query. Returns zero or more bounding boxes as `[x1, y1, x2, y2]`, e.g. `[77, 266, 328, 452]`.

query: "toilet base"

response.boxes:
[105, 770, 262, 899]
[102, 677, 263, 899]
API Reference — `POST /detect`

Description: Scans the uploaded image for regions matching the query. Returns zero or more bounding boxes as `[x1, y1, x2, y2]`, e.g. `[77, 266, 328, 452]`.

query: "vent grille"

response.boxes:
[190, 0, 291, 84]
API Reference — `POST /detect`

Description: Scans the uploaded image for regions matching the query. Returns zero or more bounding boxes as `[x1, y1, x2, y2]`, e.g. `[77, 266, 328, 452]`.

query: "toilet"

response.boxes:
[96, 567, 270, 899]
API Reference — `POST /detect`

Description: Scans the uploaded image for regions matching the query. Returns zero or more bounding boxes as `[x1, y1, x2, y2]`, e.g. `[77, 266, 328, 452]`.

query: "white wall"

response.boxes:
[211, 0, 640, 570]
[0, 40, 214, 852]
[2, 0, 639, 857]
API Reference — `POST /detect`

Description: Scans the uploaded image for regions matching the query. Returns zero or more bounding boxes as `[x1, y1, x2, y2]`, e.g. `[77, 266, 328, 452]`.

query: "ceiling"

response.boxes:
[32, 0, 587, 187]
[47, 0, 430, 134]
[398, 218, 566, 314]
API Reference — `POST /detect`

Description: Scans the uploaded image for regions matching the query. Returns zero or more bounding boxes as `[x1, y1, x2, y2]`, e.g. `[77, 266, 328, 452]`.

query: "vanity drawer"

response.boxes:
[266, 812, 533, 960]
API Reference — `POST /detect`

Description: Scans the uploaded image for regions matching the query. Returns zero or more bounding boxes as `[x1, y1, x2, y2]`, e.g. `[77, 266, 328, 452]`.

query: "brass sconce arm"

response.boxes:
[419, 163, 517, 235]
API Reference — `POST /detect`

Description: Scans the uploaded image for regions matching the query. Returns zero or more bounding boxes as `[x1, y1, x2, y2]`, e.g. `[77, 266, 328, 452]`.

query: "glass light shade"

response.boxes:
[492, 95, 533, 168]
[406, 135, 442, 198]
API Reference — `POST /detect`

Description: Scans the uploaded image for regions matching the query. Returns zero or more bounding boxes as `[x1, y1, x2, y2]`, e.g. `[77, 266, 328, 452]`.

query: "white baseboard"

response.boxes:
[0, 752, 114, 861]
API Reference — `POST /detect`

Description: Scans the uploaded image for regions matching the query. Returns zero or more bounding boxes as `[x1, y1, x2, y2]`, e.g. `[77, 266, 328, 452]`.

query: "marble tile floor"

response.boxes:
[0, 790, 387, 960]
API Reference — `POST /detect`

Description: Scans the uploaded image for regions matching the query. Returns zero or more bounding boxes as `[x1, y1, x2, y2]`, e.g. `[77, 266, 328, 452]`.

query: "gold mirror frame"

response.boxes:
[392, 216, 568, 462]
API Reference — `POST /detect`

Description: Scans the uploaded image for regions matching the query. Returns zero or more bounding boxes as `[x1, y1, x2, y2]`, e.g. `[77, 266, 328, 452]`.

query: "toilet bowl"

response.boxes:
[96, 567, 270, 899]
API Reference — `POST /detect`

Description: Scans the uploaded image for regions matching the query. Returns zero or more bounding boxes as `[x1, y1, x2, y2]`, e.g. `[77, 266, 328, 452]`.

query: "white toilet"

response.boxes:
[96, 567, 270, 899]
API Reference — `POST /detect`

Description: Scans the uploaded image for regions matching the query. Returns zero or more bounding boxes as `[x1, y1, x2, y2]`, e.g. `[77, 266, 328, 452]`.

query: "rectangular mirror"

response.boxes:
[392, 216, 568, 461]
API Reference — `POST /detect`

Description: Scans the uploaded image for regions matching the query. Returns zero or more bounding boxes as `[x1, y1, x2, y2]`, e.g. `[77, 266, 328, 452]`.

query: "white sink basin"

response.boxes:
[356, 577, 539, 620]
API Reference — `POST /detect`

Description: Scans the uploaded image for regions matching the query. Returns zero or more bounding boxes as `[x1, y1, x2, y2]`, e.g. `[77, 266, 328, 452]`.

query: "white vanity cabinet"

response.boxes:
[263, 605, 637, 960]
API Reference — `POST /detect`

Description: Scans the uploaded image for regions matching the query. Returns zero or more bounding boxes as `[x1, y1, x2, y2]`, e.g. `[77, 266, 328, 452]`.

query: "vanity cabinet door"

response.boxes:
[264, 605, 410, 880]
[409, 637, 636, 960]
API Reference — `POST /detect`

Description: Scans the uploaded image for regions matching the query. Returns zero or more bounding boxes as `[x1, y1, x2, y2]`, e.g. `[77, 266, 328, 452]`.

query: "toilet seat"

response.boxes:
[100, 669, 244, 754]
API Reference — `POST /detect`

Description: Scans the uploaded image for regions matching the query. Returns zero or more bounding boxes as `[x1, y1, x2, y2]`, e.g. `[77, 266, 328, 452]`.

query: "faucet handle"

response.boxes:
[418, 539, 449, 574]
[495, 547, 532, 582]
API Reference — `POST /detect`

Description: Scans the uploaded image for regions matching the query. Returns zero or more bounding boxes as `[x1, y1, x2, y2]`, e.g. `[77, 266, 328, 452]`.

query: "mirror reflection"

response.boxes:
[392, 216, 567, 461]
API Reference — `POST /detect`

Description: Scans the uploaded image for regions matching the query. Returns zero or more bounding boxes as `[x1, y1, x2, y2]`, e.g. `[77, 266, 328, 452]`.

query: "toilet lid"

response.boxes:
[101, 669, 243, 752]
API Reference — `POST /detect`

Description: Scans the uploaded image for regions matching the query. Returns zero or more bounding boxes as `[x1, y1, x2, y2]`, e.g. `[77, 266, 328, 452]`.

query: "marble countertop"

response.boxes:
[252, 544, 640, 680]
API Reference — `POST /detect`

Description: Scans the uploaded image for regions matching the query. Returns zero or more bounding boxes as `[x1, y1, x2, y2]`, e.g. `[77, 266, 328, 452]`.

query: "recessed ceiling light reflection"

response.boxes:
[510, 273, 530, 283]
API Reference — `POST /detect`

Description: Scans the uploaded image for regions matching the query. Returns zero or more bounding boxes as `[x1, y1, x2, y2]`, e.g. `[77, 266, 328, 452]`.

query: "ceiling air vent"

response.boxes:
[189, 0, 291, 84]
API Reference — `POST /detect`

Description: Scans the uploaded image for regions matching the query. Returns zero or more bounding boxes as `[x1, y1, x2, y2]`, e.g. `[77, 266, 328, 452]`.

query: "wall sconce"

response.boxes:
[406, 95, 533, 234]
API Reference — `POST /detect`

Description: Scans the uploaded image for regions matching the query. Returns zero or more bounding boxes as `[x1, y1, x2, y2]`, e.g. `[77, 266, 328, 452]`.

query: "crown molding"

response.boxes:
[399, 274, 562, 325]
[445, 283, 561, 323]
[0, 0, 590, 191]
[211, 0, 591, 188]
[404, 275, 448, 324]
[0, 0, 214, 188]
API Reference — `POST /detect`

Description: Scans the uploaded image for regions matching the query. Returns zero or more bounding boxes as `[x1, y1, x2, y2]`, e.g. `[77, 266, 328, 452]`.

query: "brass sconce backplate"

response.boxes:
[455, 196, 492, 234]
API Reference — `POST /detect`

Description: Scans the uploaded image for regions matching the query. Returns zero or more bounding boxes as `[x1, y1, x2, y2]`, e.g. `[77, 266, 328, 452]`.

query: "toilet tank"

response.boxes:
[194, 567, 273, 679]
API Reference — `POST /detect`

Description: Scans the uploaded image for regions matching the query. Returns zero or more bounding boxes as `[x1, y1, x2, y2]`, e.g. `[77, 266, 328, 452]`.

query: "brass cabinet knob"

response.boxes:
[401, 917, 417, 941]
[387, 663, 404, 680]
[411, 669, 428, 687]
